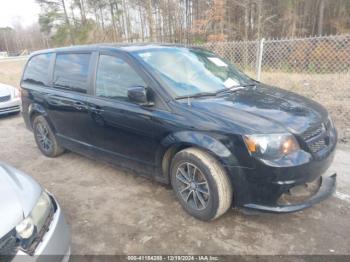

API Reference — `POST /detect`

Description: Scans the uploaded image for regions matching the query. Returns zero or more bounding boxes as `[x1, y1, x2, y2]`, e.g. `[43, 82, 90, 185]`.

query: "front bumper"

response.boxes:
[227, 137, 337, 213]
[0, 98, 21, 115]
[13, 196, 70, 262]
[243, 173, 336, 213]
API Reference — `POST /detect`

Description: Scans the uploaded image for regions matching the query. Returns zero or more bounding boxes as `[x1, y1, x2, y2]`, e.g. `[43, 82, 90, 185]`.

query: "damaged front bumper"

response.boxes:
[242, 173, 336, 213]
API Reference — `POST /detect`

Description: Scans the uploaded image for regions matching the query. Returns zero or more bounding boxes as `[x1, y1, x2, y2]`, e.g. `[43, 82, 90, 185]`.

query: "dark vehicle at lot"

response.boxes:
[21, 44, 337, 221]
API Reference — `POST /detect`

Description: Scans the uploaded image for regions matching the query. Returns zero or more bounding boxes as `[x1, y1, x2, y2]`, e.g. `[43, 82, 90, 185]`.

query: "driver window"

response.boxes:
[96, 55, 146, 101]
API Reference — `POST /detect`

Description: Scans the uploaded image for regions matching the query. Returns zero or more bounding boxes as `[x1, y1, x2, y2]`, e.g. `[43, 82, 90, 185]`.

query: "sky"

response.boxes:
[0, 0, 40, 28]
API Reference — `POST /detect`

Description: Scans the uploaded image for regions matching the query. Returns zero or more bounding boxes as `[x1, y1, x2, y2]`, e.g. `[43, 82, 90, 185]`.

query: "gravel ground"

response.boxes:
[0, 113, 350, 255]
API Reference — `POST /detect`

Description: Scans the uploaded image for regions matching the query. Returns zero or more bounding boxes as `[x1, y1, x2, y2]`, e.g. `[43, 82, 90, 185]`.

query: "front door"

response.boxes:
[86, 53, 158, 175]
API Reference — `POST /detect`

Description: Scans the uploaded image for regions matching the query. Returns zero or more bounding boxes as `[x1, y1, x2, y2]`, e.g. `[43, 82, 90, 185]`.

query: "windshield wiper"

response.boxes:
[175, 84, 256, 100]
[216, 84, 256, 95]
[175, 91, 217, 100]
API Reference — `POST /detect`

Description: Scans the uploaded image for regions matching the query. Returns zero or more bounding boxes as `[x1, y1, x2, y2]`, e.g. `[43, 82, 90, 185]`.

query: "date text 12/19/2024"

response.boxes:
[127, 256, 220, 261]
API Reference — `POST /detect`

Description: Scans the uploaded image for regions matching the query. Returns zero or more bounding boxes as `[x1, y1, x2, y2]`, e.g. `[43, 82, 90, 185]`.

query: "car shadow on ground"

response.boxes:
[0, 111, 20, 120]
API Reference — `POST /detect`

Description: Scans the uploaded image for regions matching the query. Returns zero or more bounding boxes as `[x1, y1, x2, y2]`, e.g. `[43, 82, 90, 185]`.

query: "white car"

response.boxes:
[0, 162, 70, 261]
[0, 83, 21, 115]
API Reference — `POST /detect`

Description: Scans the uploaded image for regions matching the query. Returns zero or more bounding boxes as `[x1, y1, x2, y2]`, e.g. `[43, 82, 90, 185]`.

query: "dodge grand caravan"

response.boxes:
[21, 44, 337, 221]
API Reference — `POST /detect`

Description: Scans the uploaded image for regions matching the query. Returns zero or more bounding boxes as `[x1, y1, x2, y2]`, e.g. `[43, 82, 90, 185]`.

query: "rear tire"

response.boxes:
[33, 115, 65, 157]
[170, 147, 232, 221]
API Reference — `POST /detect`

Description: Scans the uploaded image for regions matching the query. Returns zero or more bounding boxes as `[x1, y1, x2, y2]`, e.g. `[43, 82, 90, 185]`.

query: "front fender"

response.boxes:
[160, 131, 245, 167]
[157, 131, 254, 206]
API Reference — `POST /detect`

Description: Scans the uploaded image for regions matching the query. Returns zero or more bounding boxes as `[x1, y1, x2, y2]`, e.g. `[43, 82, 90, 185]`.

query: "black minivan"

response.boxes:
[21, 44, 337, 221]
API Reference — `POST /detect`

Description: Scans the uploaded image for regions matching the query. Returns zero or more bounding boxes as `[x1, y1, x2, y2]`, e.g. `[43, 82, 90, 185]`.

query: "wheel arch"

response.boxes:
[158, 131, 239, 185]
[28, 103, 56, 133]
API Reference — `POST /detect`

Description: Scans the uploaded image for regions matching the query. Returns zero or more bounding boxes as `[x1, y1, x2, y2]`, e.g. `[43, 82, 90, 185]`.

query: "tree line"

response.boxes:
[1, 0, 350, 53]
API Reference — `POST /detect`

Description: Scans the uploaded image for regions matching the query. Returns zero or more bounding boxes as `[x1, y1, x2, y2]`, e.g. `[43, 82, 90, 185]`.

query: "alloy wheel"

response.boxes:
[36, 122, 53, 152]
[175, 162, 210, 210]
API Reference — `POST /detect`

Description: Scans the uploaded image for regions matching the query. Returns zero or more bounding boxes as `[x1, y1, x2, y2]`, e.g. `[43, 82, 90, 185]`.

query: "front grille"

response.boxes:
[0, 229, 18, 257]
[309, 138, 327, 153]
[301, 125, 324, 141]
[0, 95, 11, 103]
[301, 119, 333, 154]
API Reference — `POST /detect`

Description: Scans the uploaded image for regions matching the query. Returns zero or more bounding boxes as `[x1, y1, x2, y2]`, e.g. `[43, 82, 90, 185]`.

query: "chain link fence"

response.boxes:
[195, 34, 350, 144]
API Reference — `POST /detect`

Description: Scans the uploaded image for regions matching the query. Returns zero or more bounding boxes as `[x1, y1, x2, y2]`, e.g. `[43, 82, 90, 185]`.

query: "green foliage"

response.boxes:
[51, 24, 71, 46]
[191, 37, 206, 45]
[74, 21, 95, 44]
[38, 11, 63, 34]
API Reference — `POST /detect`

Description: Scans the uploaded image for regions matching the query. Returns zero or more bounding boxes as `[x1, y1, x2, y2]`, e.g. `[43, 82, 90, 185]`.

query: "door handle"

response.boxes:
[73, 101, 88, 110]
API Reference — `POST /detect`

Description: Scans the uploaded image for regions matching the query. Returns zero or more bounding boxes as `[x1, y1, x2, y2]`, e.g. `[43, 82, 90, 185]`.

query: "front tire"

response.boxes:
[170, 148, 233, 221]
[33, 115, 65, 157]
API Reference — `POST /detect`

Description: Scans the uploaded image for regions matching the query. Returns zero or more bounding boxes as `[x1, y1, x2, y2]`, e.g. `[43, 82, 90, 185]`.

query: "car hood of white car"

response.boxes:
[0, 163, 42, 237]
[0, 83, 14, 97]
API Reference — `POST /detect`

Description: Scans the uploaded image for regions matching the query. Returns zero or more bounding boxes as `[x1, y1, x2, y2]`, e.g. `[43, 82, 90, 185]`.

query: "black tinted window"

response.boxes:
[53, 53, 91, 93]
[96, 55, 145, 100]
[23, 53, 52, 86]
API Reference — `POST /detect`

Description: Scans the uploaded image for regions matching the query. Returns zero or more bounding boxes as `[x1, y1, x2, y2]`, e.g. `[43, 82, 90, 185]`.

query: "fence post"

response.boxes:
[256, 38, 265, 81]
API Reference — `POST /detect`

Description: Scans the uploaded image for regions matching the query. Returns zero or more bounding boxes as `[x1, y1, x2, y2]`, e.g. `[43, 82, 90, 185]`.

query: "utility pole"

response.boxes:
[256, 38, 265, 81]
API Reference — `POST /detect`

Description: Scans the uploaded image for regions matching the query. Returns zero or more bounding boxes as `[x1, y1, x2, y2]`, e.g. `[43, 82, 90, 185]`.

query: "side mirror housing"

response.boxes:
[127, 86, 153, 106]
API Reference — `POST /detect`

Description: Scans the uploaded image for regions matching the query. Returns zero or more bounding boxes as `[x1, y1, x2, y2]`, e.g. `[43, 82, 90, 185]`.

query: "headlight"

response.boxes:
[243, 133, 300, 160]
[15, 217, 34, 239]
[31, 191, 52, 230]
[16, 191, 52, 243]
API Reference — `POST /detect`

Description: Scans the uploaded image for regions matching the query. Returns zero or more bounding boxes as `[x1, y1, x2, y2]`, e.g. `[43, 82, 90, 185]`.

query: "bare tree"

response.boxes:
[2, 0, 350, 53]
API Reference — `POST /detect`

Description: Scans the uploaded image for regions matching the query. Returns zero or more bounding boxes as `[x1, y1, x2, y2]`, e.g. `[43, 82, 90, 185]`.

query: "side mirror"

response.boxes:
[127, 86, 154, 106]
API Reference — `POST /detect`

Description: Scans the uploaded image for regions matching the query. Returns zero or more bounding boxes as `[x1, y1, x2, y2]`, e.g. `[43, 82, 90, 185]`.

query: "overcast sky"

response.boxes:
[0, 0, 40, 28]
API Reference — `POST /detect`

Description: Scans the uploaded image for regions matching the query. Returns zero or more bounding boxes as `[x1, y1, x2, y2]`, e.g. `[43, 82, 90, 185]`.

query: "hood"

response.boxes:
[0, 83, 14, 97]
[186, 84, 328, 135]
[0, 163, 42, 237]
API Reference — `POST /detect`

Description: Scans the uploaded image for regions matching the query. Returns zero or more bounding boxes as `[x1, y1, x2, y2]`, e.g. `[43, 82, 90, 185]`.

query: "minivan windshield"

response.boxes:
[134, 47, 255, 98]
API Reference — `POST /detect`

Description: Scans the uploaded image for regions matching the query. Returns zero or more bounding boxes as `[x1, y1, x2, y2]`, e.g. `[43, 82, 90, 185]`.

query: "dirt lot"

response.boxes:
[1, 59, 350, 255]
[0, 60, 25, 87]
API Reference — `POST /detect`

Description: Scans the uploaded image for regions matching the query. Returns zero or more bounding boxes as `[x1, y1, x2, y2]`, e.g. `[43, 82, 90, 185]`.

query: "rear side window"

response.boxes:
[53, 53, 91, 93]
[23, 53, 53, 86]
